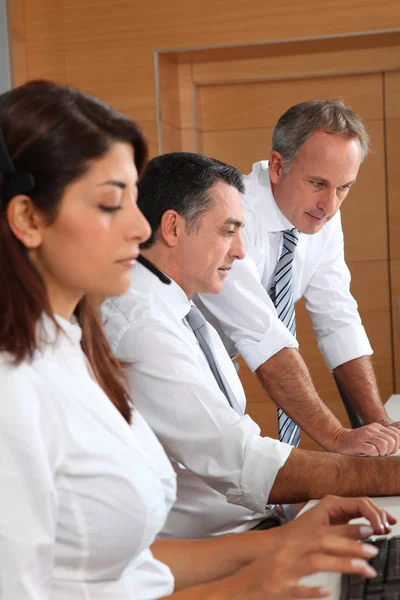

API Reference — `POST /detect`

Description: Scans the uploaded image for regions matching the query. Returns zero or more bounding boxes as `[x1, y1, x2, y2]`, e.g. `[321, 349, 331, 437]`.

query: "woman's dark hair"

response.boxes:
[0, 80, 148, 423]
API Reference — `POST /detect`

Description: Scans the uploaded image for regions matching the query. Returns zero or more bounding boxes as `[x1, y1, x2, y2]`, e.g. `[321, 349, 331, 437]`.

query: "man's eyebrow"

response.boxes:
[306, 176, 357, 186]
[224, 218, 244, 228]
[97, 180, 127, 189]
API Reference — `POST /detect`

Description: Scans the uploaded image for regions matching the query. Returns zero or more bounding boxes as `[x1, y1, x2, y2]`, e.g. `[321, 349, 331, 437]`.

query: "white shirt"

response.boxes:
[101, 262, 292, 539]
[0, 314, 176, 600]
[196, 160, 373, 372]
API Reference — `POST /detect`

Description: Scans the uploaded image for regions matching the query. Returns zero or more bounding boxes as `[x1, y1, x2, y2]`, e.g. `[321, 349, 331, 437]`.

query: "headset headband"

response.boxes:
[0, 91, 35, 204]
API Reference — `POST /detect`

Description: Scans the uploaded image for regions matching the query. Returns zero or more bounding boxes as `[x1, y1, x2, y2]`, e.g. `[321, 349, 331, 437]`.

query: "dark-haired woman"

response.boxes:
[0, 80, 391, 600]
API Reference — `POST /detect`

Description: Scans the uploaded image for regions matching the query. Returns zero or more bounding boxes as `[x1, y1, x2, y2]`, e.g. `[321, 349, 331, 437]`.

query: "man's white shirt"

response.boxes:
[102, 262, 293, 538]
[196, 160, 373, 372]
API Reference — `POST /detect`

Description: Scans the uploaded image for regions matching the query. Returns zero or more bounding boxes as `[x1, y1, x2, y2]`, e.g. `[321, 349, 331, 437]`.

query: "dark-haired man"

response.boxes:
[102, 152, 400, 541]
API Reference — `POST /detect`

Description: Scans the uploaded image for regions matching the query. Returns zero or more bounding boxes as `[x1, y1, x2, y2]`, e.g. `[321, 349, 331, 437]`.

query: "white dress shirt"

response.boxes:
[0, 314, 176, 600]
[196, 160, 373, 372]
[101, 262, 293, 539]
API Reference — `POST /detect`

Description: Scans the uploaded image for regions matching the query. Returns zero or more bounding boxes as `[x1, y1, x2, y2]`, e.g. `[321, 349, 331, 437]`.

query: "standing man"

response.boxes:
[196, 99, 400, 456]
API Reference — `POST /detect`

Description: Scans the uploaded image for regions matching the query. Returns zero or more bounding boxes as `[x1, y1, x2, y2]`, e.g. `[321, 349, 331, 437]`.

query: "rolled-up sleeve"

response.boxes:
[0, 377, 59, 599]
[198, 255, 298, 372]
[116, 321, 292, 514]
[303, 215, 373, 371]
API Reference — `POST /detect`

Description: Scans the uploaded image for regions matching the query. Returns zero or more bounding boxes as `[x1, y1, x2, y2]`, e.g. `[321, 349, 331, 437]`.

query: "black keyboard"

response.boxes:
[341, 535, 400, 600]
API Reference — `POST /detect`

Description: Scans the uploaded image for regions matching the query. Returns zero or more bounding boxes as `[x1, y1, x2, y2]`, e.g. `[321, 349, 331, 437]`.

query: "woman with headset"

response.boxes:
[0, 79, 391, 600]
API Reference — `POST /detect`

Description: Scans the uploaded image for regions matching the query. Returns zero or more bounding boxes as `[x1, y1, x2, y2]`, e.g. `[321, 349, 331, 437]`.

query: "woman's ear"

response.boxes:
[6, 195, 46, 248]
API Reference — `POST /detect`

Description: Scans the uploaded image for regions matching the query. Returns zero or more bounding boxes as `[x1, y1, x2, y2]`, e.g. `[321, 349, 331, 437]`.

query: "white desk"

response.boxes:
[300, 394, 400, 598]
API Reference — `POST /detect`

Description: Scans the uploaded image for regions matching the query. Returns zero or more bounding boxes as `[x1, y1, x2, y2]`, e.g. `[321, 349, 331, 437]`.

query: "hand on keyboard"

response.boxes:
[284, 495, 396, 541]
[233, 531, 378, 600]
[236, 496, 395, 600]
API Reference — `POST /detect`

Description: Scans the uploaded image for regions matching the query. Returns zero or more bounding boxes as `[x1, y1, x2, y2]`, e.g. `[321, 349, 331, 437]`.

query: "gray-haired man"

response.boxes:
[196, 99, 400, 457]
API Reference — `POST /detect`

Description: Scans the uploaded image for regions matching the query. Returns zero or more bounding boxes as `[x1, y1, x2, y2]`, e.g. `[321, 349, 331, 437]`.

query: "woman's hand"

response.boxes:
[282, 495, 396, 541]
[223, 529, 379, 600]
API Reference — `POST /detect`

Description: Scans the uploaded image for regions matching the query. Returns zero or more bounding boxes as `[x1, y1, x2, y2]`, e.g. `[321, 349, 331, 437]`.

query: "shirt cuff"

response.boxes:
[226, 437, 293, 513]
[318, 323, 373, 371]
[236, 319, 299, 372]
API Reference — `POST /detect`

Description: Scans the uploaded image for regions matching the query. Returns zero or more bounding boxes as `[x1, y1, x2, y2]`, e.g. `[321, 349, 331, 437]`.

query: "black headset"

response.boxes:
[0, 91, 35, 204]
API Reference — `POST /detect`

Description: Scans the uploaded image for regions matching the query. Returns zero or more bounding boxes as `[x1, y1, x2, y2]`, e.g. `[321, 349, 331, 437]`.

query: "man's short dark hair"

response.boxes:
[138, 152, 244, 249]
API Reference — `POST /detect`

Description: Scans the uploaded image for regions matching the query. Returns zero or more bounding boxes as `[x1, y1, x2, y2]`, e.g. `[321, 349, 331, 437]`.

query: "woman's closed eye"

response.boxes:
[99, 205, 122, 213]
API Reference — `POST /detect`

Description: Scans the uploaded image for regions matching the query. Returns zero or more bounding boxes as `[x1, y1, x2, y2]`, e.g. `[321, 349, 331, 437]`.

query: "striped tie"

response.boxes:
[269, 228, 300, 447]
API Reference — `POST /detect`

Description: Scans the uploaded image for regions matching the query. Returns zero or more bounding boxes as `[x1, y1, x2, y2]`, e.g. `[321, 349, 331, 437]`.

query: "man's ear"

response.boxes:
[6, 195, 45, 248]
[159, 209, 184, 247]
[269, 151, 285, 184]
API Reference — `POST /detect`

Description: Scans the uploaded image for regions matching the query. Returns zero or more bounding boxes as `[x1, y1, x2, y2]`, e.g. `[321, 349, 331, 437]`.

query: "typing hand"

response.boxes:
[227, 532, 379, 600]
[282, 495, 396, 540]
[326, 423, 400, 456]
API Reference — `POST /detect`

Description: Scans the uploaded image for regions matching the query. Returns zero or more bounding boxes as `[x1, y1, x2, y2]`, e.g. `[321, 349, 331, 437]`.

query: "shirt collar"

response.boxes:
[245, 160, 294, 233]
[129, 261, 191, 323]
[37, 312, 83, 351]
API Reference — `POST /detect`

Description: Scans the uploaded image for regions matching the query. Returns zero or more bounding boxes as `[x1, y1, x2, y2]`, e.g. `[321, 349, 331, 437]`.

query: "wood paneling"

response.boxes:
[178, 62, 195, 130]
[340, 119, 387, 262]
[161, 121, 182, 153]
[198, 128, 273, 174]
[8, 0, 28, 86]
[386, 119, 400, 256]
[180, 128, 197, 152]
[385, 71, 400, 119]
[196, 73, 383, 132]
[193, 42, 400, 85]
[159, 54, 181, 128]
[137, 120, 159, 159]
[390, 260, 400, 392]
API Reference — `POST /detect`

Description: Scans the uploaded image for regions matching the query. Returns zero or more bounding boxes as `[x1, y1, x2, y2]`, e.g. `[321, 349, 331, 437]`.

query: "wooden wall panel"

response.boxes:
[198, 128, 273, 174]
[385, 71, 400, 119]
[390, 260, 400, 392]
[340, 118, 387, 262]
[193, 42, 400, 85]
[161, 121, 182, 153]
[159, 55, 181, 128]
[196, 73, 383, 132]
[386, 78, 400, 261]
[137, 120, 159, 159]
[8, 0, 28, 86]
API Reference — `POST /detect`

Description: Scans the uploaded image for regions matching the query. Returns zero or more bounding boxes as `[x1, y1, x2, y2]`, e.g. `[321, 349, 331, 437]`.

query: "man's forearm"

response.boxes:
[256, 347, 343, 449]
[269, 448, 400, 504]
[334, 356, 386, 424]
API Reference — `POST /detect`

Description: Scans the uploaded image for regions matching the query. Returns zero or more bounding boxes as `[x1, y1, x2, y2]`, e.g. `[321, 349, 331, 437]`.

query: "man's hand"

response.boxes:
[383, 419, 400, 432]
[324, 423, 400, 456]
[282, 495, 396, 540]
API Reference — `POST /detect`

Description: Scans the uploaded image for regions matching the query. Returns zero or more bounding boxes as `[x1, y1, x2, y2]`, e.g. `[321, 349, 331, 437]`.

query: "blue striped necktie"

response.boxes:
[269, 228, 300, 447]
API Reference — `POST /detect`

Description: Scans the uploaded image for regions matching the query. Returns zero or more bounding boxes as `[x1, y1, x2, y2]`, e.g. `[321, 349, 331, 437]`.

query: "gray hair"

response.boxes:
[272, 99, 370, 172]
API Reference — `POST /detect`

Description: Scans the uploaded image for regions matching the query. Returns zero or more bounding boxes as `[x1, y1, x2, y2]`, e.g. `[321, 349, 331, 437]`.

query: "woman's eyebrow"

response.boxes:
[97, 180, 126, 190]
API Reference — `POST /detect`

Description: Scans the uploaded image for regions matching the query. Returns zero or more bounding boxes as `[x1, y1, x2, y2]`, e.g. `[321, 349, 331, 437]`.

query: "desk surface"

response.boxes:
[300, 394, 400, 598]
